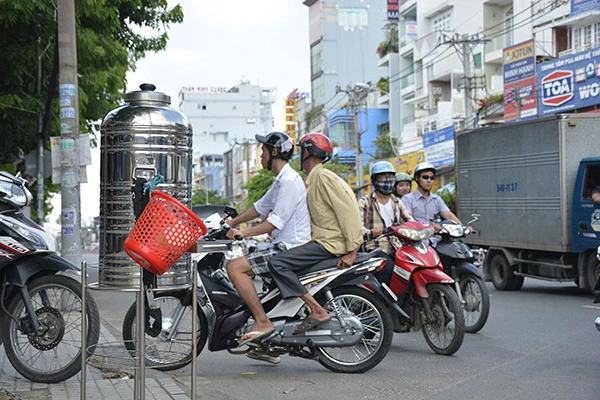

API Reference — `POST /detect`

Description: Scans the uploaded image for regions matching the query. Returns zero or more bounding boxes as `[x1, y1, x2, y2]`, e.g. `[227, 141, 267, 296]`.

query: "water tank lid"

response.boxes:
[125, 83, 171, 105]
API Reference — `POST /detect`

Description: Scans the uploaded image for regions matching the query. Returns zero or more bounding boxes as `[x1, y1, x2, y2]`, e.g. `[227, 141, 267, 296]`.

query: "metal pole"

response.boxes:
[191, 261, 198, 399]
[515, 84, 522, 122]
[462, 35, 474, 130]
[57, 0, 82, 265]
[135, 270, 145, 400]
[36, 37, 45, 225]
[80, 261, 87, 400]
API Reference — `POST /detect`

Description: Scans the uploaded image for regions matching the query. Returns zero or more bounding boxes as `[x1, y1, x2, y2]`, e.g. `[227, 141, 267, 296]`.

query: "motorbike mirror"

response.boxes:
[223, 206, 238, 219]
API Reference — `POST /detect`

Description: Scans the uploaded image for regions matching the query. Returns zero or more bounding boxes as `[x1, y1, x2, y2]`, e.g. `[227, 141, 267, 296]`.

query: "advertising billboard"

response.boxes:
[537, 46, 600, 116]
[503, 39, 537, 122]
[422, 125, 455, 169]
[571, 0, 600, 16]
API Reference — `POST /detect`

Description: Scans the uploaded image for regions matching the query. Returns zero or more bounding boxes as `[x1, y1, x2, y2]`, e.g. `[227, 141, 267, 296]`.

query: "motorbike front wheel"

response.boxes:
[1, 274, 101, 383]
[122, 292, 208, 371]
[315, 286, 393, 373]
[459, 274, 490, 333]
[421, 283, 464, 356]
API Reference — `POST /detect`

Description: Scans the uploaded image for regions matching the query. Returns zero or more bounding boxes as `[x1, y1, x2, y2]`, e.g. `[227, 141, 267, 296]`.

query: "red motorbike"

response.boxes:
[384, 221, 465, 355]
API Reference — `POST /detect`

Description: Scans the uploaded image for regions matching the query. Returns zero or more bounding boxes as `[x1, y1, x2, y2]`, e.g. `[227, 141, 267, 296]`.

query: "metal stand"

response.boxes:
[80, 261, 198, 400]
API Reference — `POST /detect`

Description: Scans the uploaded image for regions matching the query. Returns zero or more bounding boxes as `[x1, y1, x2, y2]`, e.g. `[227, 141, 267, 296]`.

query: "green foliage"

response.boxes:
[304, 107, 323, 135]
[437, 177, 456, 214]
[372, 124, 398, 160]
[477, 93, 504, 116]
[0, 0, 183, 216]
[192, 188, 230, 207]
[377, 77, 389, 96]
[376, 22, 399, 58]
[241, 169, 275, 212]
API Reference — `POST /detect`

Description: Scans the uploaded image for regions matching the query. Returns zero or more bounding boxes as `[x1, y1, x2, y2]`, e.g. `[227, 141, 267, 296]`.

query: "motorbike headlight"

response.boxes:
[0, 180, 31, 207]
[396, 226, 435, 241]
[0, 217, 48, 250]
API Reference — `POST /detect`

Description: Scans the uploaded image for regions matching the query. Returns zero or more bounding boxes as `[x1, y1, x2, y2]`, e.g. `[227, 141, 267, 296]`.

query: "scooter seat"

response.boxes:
[296, 250, 382, 276]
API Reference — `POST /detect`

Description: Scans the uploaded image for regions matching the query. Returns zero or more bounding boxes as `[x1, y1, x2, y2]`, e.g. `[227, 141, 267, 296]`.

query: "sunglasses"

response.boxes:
[421, 175, 435, 180]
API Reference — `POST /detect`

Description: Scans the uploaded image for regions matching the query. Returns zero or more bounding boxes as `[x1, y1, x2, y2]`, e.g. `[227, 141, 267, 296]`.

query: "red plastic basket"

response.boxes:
[123, 191, 207, 275]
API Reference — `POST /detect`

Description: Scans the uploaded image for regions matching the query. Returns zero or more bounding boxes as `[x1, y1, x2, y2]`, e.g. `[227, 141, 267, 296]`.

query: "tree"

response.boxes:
[241, 169, 274, 212]
[192, 188, 230, 207]
[0, 0, 183, 219]
[372, 122, 398, 160]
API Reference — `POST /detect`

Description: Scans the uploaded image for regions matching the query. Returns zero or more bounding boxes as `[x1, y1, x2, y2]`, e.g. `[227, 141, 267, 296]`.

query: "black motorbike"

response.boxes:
[0, 171, 100, 383]
[121, 207, 400, 373]
[435, 215, 490, 333]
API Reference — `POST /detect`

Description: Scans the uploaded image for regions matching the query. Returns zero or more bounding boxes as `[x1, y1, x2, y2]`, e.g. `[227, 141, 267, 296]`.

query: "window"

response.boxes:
[311, 42, 322, 77]
[574, 27, 582, 49]
[197, 103, 207, 110]
[329, 120, 354, 151]
[504, 8, 513, 47]
[584, 165, 600, 199]
[584, 25, 592, 47]
[311, 76, 324, 108]
[433, 10, 452, 32]
[339, 8, 368, 28]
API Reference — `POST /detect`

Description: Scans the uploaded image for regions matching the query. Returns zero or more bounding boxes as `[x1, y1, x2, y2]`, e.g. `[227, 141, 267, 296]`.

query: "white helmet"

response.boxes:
[413, 162, 436, 179]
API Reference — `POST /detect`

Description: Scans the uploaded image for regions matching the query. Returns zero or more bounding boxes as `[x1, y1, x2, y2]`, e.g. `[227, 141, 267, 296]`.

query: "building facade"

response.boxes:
[304, 0, 389, 131]
[178, 81, 275, 197]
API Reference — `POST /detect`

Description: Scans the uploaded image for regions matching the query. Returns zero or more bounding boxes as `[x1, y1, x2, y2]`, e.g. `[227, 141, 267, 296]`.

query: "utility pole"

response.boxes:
[440, 33, 488, 130]
[515, 83, 522, 122]
[337, 83, 372, 197]
[57, 0, 82, 265]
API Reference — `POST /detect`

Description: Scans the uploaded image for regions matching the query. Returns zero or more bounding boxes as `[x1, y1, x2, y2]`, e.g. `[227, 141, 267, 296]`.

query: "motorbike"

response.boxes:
[385, 221, 465, 355]
[434, 215, 490, 333]
[0, 171, 100, 383]
[594, 246, 600, 332]
[121, 207, 400, 373]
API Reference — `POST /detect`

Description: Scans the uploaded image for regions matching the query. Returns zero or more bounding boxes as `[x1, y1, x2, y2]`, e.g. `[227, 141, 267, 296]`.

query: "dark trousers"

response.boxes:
[268, 241, 337, 299]
[371, 249, 395, 286]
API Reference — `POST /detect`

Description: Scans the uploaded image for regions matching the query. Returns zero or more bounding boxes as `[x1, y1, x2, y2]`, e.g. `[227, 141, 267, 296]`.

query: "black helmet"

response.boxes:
[255, 131, 294, 160]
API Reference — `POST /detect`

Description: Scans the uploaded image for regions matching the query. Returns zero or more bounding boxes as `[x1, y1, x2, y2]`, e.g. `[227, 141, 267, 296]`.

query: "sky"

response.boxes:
[50, 0, 312, 225]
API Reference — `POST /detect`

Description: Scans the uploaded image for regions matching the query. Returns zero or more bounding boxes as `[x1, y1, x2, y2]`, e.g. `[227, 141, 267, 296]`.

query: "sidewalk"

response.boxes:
[0, 320, 191, 400]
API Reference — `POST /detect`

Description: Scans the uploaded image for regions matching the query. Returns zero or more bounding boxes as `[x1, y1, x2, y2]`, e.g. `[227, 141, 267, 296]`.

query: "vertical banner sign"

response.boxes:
[406, 21, 418, 38]
[503, 39, 537, 123]
[284, 99, 297, 147]
[537, 46, 600, 116]
[387, 0, 399, 20]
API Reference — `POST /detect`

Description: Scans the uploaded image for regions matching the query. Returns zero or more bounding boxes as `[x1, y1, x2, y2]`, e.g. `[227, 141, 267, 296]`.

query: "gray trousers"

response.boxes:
[267, 241, 337, 299]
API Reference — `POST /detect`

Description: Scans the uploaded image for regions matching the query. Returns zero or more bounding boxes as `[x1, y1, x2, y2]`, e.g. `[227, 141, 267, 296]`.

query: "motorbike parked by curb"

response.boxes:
[435, 215, 490, 333]
[384, 221, 465, 355]
[122, 208, 399, 373]
[0, 171, 100, 383]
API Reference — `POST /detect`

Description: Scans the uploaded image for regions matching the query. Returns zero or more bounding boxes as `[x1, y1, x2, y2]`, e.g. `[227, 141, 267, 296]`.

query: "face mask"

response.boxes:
[373, 180, 394, 195]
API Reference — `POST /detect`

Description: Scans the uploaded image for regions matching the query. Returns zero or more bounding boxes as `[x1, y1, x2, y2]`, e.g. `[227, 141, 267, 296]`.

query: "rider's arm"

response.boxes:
[228, 206, 261, 227]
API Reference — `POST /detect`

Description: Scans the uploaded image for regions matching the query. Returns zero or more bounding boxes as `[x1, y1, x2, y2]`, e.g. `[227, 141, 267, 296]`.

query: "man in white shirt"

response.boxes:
[226, 132, 311, 360]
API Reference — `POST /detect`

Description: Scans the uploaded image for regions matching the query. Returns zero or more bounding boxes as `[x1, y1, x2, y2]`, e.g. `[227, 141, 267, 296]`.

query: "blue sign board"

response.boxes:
[571, 0, 600, 16]
[537, 46, 600, 116]
[422, 125, 455, 168]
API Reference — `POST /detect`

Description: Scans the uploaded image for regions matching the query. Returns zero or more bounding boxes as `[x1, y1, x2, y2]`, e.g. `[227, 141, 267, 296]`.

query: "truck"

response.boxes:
[455, 114, 600, 293]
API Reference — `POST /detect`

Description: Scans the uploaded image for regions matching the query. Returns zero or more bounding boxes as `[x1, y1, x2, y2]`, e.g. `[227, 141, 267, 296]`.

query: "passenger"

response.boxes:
[394, 172, 412, 198]
[268, 132, 364, 334]
[358, 161, 413, 285]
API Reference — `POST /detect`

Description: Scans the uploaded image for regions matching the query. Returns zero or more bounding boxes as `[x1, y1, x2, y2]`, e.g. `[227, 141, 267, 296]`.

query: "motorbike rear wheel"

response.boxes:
[315, 286, 393, 373]
[122, 292, 208, 371]
[421, 283, 464, 356]
[459, 274, 490, 333]
[2, 274, 100, 383]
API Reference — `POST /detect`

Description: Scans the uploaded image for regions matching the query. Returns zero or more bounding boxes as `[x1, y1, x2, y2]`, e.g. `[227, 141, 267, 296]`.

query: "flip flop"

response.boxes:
[237, 329, 276, 347]
[292, 316, 332, 335]
[246, 349, 281, 365]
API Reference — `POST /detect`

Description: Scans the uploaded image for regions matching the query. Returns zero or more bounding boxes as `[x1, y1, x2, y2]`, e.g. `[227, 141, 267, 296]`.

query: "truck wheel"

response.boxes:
[586, 253, 600, 297]
[490, 253, 523, 291]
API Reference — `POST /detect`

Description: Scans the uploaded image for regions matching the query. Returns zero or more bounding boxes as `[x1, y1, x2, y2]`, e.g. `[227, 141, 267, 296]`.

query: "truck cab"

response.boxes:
[572, 157, 600, 291]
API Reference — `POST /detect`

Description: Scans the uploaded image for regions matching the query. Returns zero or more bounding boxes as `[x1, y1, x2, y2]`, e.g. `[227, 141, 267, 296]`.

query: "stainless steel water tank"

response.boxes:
[99, 83, 193, 288]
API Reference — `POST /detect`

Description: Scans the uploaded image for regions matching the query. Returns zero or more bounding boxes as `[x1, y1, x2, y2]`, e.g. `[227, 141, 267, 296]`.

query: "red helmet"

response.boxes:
[299, 132, 333, 162]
